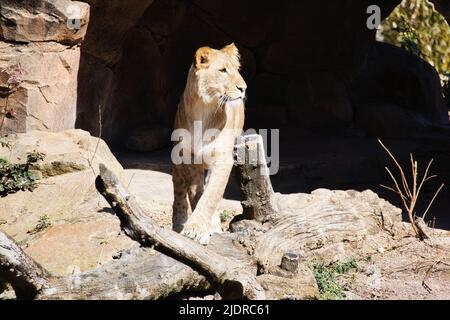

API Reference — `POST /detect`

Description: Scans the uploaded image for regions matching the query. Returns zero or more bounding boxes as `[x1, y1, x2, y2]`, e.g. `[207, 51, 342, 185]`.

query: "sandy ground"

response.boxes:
[337, 231, 450, 300]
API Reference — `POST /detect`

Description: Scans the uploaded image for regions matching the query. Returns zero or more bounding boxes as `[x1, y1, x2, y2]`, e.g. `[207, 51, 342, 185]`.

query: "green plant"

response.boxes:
[310, 258, 359, 300]
[27, 214, 51, 234]
[36, 214, 51, 230]
[0, 139, 11, 149]
[334, 258, 359, 274]
[379, 0, 450, 76]
[26, 150, 45, 163]
[0, 150, 45, 197]
[397, 16, 424, 58]
[311, 261, 343, 300]
[220, 210, 230, 223]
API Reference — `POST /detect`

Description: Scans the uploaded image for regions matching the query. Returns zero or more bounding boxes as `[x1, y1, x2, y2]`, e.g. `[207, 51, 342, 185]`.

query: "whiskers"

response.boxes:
[215, 95, 230, 115]
[219, 95, 230, 106]
[214, 92, 245, 115]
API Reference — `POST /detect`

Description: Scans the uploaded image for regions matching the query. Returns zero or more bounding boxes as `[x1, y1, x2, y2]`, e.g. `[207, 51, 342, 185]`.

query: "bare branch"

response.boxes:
[378, 139, 412, 199]
[384, 166, 409, 212]
[422, 183, 445, 220]
[417, 160, 435, 196]
[378, 140, 443, 239]
[380, 184, 407, 201]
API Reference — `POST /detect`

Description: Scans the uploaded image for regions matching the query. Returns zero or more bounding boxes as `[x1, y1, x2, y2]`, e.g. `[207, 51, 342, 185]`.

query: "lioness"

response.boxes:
[171, 43, 246, 244]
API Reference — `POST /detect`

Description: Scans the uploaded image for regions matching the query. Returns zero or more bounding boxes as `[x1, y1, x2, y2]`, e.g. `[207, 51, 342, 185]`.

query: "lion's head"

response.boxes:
[188, 43, 247, 106]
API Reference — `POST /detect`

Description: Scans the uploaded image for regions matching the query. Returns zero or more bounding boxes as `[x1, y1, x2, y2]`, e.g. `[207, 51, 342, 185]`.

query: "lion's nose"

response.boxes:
[236, 85, 246, 93]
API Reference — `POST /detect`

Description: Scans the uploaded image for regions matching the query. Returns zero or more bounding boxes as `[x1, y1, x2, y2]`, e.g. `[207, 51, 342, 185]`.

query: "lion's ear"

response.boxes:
[221, 43, 240, 67]
[195, 47, 214, 69]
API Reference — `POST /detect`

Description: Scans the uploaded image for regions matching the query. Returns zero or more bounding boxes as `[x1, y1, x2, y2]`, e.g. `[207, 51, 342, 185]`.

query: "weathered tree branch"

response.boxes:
[39, 247, 210, 300]
[0, 231, 49, 299]
[95, 163, 265, 300]
[0, 229, 211, 300]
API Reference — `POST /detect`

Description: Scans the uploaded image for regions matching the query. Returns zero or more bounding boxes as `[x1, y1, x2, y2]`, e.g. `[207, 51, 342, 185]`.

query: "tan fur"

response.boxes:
[172, 43, 246, 244]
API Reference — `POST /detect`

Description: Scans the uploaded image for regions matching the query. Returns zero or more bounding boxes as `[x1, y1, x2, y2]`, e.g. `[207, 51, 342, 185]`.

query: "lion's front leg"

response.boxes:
[172, 164, 190, 233]
[181, 162, 233, 245]
[172, 164, 205, 232]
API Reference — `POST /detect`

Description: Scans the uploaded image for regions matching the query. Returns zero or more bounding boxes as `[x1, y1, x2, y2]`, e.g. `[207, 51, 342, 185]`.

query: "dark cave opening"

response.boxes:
[74, 0, 450, 229]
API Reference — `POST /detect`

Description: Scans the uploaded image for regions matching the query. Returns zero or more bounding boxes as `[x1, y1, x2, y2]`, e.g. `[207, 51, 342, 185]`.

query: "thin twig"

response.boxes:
[422, 183, 444, 220]
[97, 240, 107, 267]
[127, 173, 136, 189]
[422, 256, 445, 293]
[380, 184, 408, 201]
[417, 160, 434, 196]
[384, 166, 410, 213]
[378, 139, 412, 199]
[90, 104, 103, 165]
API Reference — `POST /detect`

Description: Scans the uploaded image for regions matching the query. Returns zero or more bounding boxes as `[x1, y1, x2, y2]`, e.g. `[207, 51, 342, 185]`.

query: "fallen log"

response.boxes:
[95, 163, 265, 300]
[0, 229, 211, 299]
[0, 231, 49, 299]
[39, 246, 210, 300]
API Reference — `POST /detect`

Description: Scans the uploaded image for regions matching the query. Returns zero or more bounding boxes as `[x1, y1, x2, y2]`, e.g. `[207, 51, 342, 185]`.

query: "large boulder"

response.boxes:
[353, 42, 449, 127]
[255, 189, 403, 271]
[0, 0, 90, 135]
[0, 130, 133, 275]
[0, 129, 125, 180]
[0, 0, 89, 45]
[0, 42, 80, 133]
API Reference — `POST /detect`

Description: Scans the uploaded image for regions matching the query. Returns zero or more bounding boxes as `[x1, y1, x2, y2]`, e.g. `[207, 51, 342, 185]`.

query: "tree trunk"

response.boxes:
[233, 134, 277, 223]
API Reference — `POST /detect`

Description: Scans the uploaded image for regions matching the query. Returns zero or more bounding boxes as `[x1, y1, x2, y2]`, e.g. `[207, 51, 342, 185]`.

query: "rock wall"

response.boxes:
[1, 0, 448, 146]
[0, 0, 89, 134]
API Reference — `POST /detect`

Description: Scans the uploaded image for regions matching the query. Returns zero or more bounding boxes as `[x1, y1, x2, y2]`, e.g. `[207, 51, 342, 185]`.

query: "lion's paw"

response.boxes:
[181, 220, 211, 245]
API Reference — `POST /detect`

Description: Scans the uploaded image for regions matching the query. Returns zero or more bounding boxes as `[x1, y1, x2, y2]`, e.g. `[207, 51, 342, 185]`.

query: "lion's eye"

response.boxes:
[219, 68, 228, 74]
